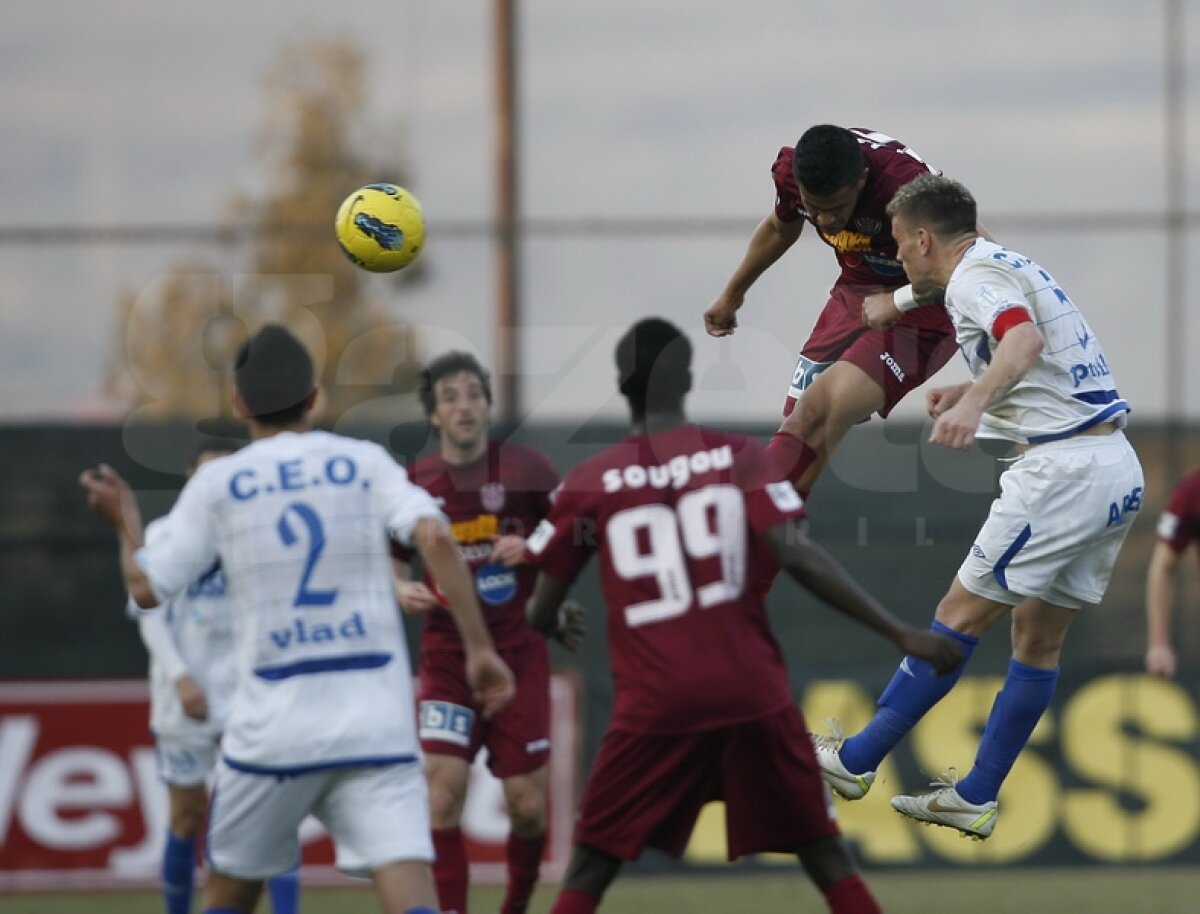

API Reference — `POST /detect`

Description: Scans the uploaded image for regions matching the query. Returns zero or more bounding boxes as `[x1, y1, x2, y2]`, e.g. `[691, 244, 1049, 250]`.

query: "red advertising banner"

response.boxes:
[0, 676, 579, 891]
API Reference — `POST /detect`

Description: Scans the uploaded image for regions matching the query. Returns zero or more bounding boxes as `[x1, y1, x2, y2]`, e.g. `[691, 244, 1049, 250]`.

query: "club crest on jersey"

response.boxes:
[852, 216, 883, 234]
[481, 482, 506, 513]
[476, 562, 517, 605]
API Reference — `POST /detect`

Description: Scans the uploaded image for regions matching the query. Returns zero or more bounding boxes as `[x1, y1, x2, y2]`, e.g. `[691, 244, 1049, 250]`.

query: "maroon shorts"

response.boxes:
[574, 706, 839, 861]
[783, 283, 957, 418]
[416, 637, 550, 778]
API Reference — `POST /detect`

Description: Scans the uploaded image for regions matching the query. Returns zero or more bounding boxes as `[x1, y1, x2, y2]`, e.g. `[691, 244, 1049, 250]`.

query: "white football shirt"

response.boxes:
[945, 239, 1129, 445]
[136, 430, 444, 773]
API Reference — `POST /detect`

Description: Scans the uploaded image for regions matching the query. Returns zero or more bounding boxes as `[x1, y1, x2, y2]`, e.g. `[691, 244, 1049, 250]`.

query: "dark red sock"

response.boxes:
[431, 826, 469, 914]
[550, 887, 599, 914]
[824, 874, 881, 914]
[767, 432, 819, 486]
[500, 831, 546, 914]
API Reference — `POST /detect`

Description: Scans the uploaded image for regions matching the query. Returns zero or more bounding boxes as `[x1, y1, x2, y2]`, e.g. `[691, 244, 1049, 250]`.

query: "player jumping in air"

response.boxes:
[813, 176, 1143, 840]
[524, 317, 962, 914]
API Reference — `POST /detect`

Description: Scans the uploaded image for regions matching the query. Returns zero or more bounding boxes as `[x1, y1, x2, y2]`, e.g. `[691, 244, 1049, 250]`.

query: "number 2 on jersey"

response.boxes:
[277, 502, 338, 607]
[608, 485, 747, 628]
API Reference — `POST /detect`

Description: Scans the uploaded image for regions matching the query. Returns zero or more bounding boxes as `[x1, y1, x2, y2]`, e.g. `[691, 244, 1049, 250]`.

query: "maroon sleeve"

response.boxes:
[771, 146, 804, 222]
[734, 436, 807, 534]
[1158, 472, 1200, 553]
[527, 449, 561, 521]
[523, 468, 596, 583]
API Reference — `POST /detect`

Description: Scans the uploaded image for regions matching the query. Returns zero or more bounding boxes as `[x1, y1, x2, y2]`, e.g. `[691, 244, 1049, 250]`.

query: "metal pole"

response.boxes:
[1164, 0, 1186, 484]
[494, 0, 520, 425]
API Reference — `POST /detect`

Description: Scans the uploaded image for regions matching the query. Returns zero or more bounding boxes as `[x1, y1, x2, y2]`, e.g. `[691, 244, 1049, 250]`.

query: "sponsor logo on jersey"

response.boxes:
[601, 445, 733, 493]
[1070, 353, 1111, 388]
[419, 700, 474, 748]
[451, 514, 499, 543]
[819, 228, 872, 253]
[481, 482, 507, 513]
[475, 562, 518, 605]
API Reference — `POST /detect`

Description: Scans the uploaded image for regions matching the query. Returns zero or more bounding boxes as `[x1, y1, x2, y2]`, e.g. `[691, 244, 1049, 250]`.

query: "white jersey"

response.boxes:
[945, 239, 1130, 445]
[131, 517, 237, 738]
[135, 430, 444, 774]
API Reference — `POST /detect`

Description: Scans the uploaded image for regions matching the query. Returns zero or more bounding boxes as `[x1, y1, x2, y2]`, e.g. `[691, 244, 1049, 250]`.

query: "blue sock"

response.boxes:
[956, 659, 1059, 805]
[201, 909, 244, 914]
[162, 831, 196, 914]
[840, 621, 979, 774]
[404, 908, 440, 914]
[266, 864, 300, 914]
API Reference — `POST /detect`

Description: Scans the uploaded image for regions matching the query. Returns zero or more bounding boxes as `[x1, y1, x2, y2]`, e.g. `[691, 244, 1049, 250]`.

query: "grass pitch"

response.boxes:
[3, 867, 1195, 914]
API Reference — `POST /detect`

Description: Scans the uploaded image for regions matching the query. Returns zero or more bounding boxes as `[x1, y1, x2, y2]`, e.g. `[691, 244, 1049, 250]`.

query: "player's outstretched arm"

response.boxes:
[413, 516, 516, 715]
[764, 522, 962, 674]
[80, 464, 155, 608]
[704, 212, 803, 338]
[1146, 541, 1182, 678]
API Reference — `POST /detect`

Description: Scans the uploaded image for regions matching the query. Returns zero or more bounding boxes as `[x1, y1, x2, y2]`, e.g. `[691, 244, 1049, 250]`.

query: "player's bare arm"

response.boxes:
[764, 521, 962, 674]
[1145, 541, 1182, 677]
[704, 212, 803, 338]
[389, 556, 440, 614]
[413, 516, 516, 716]
[80, 464, 155, 608]
[931, 321, 1043, 450]
[525, 573, 587, 651]
[489, 533, 528, 567]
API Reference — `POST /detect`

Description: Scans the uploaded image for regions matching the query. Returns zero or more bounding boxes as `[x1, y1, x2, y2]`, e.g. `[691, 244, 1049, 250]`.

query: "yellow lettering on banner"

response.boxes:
[1061, 674, 1200, 861]
[684, 802, 729, 864]
[450, 514, 498, 543]
[911, 678, 1057, 863]
[801, 681, 921, 863]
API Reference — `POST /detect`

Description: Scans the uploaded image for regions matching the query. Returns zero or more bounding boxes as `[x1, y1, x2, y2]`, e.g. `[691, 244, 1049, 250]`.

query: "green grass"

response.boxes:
[3, 868, 1196, 914]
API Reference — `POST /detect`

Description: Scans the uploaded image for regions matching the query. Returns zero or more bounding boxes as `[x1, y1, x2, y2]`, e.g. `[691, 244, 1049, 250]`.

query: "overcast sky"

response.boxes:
[1, 0, 1197, 425]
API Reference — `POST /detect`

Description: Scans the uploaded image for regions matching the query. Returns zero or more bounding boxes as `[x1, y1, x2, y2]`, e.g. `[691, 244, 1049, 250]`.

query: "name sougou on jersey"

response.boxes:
[526, 425, 806, 735]
[773, 128, 941, 291]
[135, 430, 445, 774]
[393, 440, 559, 651]
[131, 518, 237, 738]
[945, 240, 1130, 445]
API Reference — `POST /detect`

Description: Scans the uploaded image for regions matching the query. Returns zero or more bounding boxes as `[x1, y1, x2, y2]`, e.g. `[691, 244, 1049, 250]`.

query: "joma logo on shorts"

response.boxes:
[879, 352, 906, 383]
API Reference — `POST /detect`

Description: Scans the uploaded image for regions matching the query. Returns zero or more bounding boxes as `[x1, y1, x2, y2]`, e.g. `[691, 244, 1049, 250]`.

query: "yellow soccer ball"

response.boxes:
[334, 183, 425, 273]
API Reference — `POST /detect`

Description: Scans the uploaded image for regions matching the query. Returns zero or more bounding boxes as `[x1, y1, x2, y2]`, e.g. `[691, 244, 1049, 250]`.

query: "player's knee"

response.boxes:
[1010, 621, 1066, 667]
[506, 791, 547, 836]
[780, 393, 827, 440]
[169, 798, 207, 839]
[427, 781, 467, 827]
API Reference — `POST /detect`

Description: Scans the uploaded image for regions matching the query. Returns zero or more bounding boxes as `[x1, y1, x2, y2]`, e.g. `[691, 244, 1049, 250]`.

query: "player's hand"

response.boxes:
[861, 292, 902, 331]
[926, 382, 971, 419]
[395, 580, 440, 614]
[898, 629, 964, 676]
[490, 534, 527, 567]
[704, 294, 742, 338]
[466, 647, 517, 718]
[1146, 644, 1177, 678]
[175, 675, 209, 721]
[553, 600, 587, 652]
[929, 398, 983, 451]
[79, 464, 136, 529]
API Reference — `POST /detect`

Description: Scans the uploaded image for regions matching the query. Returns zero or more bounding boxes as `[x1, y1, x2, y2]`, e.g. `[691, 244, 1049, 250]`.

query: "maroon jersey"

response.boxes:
[526, 425, 807, 735]
[396, 440, 559, 650]
[773, 128, 940, 290]
[1157, 470, 1200, 556]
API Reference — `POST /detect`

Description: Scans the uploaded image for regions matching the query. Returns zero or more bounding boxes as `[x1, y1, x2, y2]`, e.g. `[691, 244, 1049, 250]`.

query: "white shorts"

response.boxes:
[957, 431, 1143, 610]
[206, 759, 433, 880]
[155, 733, 220, 787]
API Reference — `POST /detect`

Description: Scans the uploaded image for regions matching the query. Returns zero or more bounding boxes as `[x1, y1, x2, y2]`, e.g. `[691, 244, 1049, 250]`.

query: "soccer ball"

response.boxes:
[334, 183, 425, 273]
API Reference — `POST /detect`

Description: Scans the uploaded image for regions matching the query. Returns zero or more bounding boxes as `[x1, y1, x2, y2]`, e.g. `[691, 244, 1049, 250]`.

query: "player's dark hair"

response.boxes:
[886, 174, 977, 240]
[233, 324, 315, 426]
[418, 351, 493, 418]
[189, 434, 240, 470]
[615, 318, 692, 418]
[792, 125, 865, 195]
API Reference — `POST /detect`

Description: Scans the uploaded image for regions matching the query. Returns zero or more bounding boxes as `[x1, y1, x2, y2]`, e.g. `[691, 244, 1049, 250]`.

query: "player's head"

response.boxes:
[615, 318, 692, 421]
[233, 324, 317, 427]
[793, 125, 868, 236]
[419, 350, 493, 453]
[886, 174, 978, 287]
